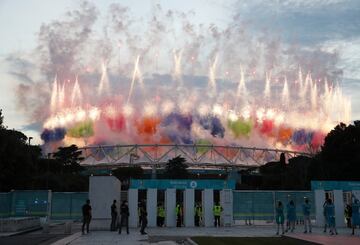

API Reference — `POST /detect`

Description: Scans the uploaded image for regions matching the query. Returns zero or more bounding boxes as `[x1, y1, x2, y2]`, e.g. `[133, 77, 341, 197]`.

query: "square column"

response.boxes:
[165, 189, 176, 227]
[220, 189, 233, 226]
[202, 189, 214, 227]
[146, 189, 157, 227]
[334, 190, 345, 227]
[184, 189, 195, 227]
[314, 189, 325, 227]
[89, 176, 121, 229]
[128, 189, 138, 228]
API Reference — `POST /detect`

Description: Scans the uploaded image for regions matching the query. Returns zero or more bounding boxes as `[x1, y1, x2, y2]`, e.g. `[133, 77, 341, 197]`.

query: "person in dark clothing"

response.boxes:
[119, 200, 130, 234]
[110, 200, 118, 231]
[139, 204, 148, 235]
[82, 199, 92, 235]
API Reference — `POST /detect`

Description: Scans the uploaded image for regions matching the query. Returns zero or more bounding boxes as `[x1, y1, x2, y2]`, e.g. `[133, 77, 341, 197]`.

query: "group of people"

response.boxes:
[81, 196, 360, 236]
[275, 198, 312, 235]
[324, 196, 360, 236]
[156, 201, 223, 228]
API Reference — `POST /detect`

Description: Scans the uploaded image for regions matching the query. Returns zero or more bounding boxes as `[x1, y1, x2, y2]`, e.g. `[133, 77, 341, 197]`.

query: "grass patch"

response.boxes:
[191, 237, 319, 245]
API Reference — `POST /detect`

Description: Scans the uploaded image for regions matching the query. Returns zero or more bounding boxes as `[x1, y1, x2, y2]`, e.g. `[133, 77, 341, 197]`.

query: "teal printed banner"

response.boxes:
[311, 181, 360, 191]
[130, 179, 236, 190]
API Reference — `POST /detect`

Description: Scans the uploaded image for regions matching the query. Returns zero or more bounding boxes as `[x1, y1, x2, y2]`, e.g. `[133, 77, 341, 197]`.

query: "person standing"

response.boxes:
[213, 202, 223, 227]
[157, 203, 165, 227]
[325, 199, 338, 235]
[302, 198, 312, 233]
[351, 198, 360, 235]
[194, 203, 202, 227]
[176, 203, 183, 227]
[110, 200, 118, 231]
[119, 200, 129, 234]
[81, 199, 92, 235]
[345, 203, 352, 228]
[286, 200, 296, 232]
[323, 198, 329, 233]
[139, 203, 148, 235]
[275, 201, 285, 235]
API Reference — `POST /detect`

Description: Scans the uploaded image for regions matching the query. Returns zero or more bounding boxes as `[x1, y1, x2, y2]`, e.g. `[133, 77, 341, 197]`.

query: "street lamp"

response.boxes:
[28, 136, 33, 145]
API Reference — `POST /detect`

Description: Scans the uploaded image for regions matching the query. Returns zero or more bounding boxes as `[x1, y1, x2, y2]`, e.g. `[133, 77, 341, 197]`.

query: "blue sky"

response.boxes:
[0, 0, 359, 144]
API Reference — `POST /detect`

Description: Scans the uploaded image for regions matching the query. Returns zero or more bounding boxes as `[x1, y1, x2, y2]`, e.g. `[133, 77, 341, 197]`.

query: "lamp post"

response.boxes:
[28, 136, 33, 145]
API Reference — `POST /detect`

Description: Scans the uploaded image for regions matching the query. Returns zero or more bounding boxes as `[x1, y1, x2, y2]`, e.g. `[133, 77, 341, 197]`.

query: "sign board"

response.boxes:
[311, 181, 360, 191]
[130, 179, 236, 190]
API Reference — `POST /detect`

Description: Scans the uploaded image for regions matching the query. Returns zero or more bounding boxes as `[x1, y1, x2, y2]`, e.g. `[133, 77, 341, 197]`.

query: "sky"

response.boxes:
[0, 0, 359, 145]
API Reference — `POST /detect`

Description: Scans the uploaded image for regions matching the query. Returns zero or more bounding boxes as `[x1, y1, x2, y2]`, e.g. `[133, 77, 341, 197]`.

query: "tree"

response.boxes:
[53, 144, 84, 173]
[164, 155, 189, 179]
[313, 121, 360, 180]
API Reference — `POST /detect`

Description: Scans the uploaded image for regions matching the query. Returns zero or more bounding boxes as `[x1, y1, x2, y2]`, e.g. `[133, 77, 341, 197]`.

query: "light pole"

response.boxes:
[28, 136, 33, 145]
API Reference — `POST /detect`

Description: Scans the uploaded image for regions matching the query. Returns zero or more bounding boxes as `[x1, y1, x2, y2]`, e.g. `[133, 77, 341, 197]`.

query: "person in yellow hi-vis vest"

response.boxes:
[194, 202, 202, 227]
[213, 202, 223, 227]
[157, 203, 165, 227]
[175, 203, 183, 227]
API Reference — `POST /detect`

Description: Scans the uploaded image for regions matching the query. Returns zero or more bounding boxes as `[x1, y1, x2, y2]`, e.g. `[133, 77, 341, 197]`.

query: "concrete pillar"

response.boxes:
[184, 189, 194, 227]
[314, 189, 325, 227]
[202, 189, 214, 227]
[165, 189, 176, 227]
[220, 189, 233, 226]
[146, 189, 157, 227]
[334, 190, 345, 227]
[89, 176, 121, 229]
[128, 189, 138, 228]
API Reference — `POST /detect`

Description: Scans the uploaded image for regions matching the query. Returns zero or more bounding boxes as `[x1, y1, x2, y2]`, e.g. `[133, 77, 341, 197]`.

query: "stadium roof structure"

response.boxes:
[78, 144, 313, 168]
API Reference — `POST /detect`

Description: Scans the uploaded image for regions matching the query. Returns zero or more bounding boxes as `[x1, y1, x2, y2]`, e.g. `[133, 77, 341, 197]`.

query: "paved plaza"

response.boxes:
[51, 226, 360, 245]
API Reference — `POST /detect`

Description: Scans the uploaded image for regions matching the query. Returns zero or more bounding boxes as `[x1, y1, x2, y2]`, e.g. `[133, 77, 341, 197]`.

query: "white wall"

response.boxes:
[314, 189, 325, 227]
[202, 189, 214, 227]
[147, 189, 157, 227]
[334, 190, 345, 227]
[88, 176, 121, 229]
[128, 189, 138, 228]
[165, 189, 176, 227]
[184, 189, 194, 227]
[220, 189, 233, 226]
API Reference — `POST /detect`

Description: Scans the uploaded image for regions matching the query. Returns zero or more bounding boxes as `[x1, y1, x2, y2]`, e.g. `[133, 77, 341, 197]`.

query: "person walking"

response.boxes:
[194, 203, 202, 227]
[325, 199, 338, 235]
[275, 201, 285, 235]
[176, 203, 183, 227]
[323, 198, 329, 233]
[302, 198, 312, 233]
[213, 202, 223, 227]
[345, 203, 352, 228]
[81, 199, 92, 235]
[139, 204, 148, 235]
[110, 200, 118, 231]
[351, 198, 360, 235]
[286, 200, 296, 232]
[119, 200, 129, 234]
[157, 203, 165, 227]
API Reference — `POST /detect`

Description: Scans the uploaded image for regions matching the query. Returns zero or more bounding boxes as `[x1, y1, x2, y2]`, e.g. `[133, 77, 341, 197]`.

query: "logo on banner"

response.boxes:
[190, 181, 197, 188]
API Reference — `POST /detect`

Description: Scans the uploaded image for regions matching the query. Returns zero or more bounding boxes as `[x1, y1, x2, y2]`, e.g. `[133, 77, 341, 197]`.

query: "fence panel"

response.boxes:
[10, 190, 49, 217]
[0, 193, 11, 218]
[51, 192, 88, 220]
[233, 190, 315, 222]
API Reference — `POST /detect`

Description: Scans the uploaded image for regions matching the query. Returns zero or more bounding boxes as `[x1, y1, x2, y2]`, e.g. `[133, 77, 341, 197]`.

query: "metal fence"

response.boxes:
[1, 190, 314, 222]
[233, 190, 315, 223]
[0, 190, 88, 220]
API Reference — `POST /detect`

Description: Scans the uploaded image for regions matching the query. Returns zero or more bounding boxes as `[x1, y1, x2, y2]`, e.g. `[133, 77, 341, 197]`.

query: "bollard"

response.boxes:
[64, 221, 72, 234]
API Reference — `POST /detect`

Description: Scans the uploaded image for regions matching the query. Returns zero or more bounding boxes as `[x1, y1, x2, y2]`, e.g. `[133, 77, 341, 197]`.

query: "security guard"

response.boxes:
[175, 203, 183, 227]
[157, 203, 165, 227]
[213, 202, 223, 227]
[194, 203, 202, 227]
